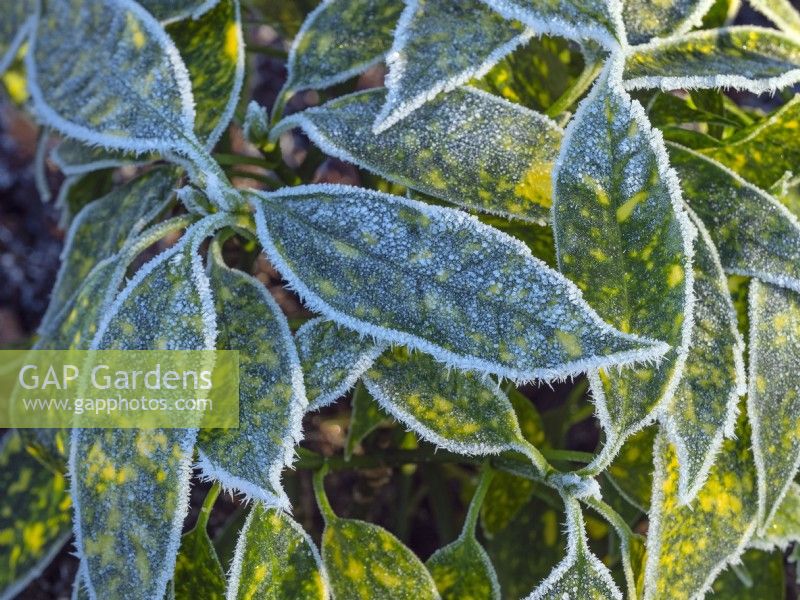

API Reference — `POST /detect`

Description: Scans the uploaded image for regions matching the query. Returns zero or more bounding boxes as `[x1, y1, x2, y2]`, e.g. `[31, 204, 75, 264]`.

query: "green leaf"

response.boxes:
[552, 64, 695, 454]
[173, 487, 226, 600]
[623, 27, 800, 93]
[251, 185, 667, 382]
[138, 0, 219, 23]
[0, 0, 33, 77]
[700, 95, 800, 190]
[0, 431, 72, 600]
[362, 348, 546, 470]
[477, 0, 623, 48]
[166, 0, 244, 148]
[51, 139, 149, 177]
[283, 0, 403, 93]
[39, 168, 178, 336]
[748, 0, 800, 38]
[710, 549, 785, 599]
[643, 405, 759, 600]
[313, 469, 439, 600]
[70, 216, 227, 600]
[669, 143, 800, 291]
[196, 241, 307, 507]
[661, 208, 745, 503]
[752, 483, 800, 551]
[226, 504, 328, 599]
[527, 498, 622, 600]
[273, 87, 563, 225]
[426, 469, 500, 600]
[606, 427, 656, 512]
[373, 0, 531, 132]
[622, 0, 717, 45]
[748, 280, 800, 531]
[345, 383, 392, 460]
[296, 317, 386, 410]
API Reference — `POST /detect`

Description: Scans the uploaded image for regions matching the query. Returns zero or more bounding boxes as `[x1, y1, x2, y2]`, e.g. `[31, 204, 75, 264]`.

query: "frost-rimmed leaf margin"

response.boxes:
[139, 0, 221, 24]
[0, 6, 33, 78]
[69, 213, 233, 600]
[50, 140, 148, 177]
[297, 317, 388, 411]
[195, 241, 307, 509]
[250, 184, 670, 383]
[553, 56, 697, 474]
[622, 26, 800, 93]
[622, 0, 717, 45]
[747, 0, 800, 38]
[372, 0, 533, 133]
[659, 206, 746, 505]
[524, 496, 623, 600]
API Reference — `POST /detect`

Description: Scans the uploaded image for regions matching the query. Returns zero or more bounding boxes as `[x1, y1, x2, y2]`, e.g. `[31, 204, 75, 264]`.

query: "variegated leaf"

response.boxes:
[39, 168, 178, 335]
[226, 504, 328, 599]
[363, 348, 547, 470]
[622, 0, 717, 45]
[552, 63, 695, 456]
[314, 471, 439, 600]
[51, 139, 148, 177]
[251, 185, 667, 382]
[196, 242, 307, 507]
[477, 0, 623, 48]
[426, 470, 500, 600]
[748, 280, 800, 531]
[747, 0, 800, 38]
[752, 483, 800, 551]
[345, 383, 392, 460]
[373, 0, 531, 132]
[525, 498, 622, 600]
[668, 143, 800, 292]
[71, 216, 227, 600]
[0, 431, 72, 600]
[274, 87, 563, 225]
[700, 95, 800, 191]
[0, 0, 33, 77]
[661, 208, 745, 503]
[283, 0, 403, 94]
[606, 427, 656, 512]
[173, 489, 226, 600]
[296, 317, 386, 410]
[643, 406, 759, 600]
[623, 27, 800, 93]
[138, 0, 220, 23]
[166, 0, 244, 149]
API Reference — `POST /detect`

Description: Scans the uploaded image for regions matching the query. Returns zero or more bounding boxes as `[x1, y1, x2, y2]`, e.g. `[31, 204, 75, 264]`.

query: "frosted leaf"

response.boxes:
[51, 138, 150, 177]
[243, 100, 270, 147]
[552, 62, 696, 449]
[165, 0, 244, 149]
[196, 242, 307, 507]
[747, 280, 800, 531]
[284, 0, 403, 93]
[700, 95, 800, 191]
[622, 0, 717, 45]
[39, 168, 178, 336]
[643, 409, 758, 600]
[226, 504, 328, 599]
[296, 317, 387, 411]
[71, 216, 226, 600]
[0, 0, 33, 77]
[373, 0, 532, 132]
[274, 87, 563, 225]
[315, 474, 439, 600]
[661, 208, 745, 504]
[669, 143, 800, 292]
[173, 501, 225, 598]
[0, 432, 72, 600]
[251, 184, 668, 382]
[477, 0, 624, 48]
[345, 384, 393, 460]
[748, 0, 800, 38]
[623, 27, 800, 93]
[525, 498, 622, 600]
[426, 536, 500, 600]
[362, 348, 546, 469]
[751, 483, 800, 551]
[606, 426, 656, 512]
[138, 0, 220, 23]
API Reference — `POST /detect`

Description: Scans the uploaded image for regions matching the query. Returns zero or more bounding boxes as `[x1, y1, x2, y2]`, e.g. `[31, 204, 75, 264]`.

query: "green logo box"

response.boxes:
[0, 350, 239, 428]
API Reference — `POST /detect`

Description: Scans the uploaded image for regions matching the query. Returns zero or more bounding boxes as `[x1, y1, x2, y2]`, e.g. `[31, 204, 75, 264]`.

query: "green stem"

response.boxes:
[198, 482, 221, 531]
[461, 464, 495, 539]
[270, 86, 294, 128]
[545, 60, 603, 119]
[246, 44, 288, 59]
[213, 153, 273, 169]
[312, 464, 337, 524]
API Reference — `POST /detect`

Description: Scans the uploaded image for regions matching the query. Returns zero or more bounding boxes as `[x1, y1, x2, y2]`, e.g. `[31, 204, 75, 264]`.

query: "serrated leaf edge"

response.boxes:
[0, 13, 33, 77]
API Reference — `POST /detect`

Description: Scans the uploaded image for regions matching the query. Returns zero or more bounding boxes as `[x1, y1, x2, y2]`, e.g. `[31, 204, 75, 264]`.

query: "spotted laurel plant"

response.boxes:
[3, 0, 800, 598]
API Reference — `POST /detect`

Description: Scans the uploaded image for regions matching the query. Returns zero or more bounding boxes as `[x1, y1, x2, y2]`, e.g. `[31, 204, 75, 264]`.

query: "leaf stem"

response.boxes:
[312, 464, 337, 524]
[461, 464, 494, 539]
[198, 482, 221, 531]
[545, 60, 603, 119]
